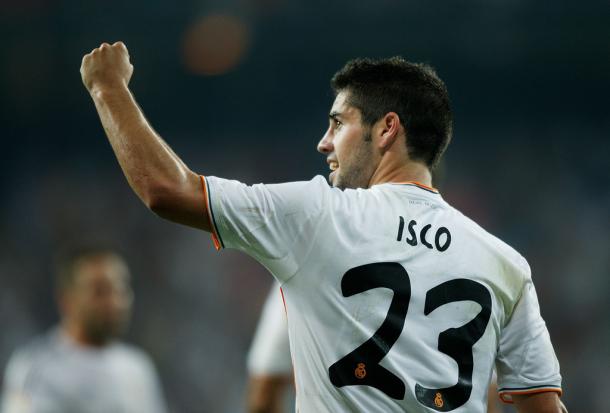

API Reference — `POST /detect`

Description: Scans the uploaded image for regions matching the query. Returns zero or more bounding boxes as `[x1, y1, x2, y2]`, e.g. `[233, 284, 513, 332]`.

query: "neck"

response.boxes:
[61, 320, 101, 348]
[368, 158, 432, 188]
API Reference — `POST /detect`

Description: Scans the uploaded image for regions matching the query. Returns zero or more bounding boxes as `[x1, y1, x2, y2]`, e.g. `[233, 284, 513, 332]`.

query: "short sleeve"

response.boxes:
[247, 282, 292, 376]
[495, 272, 562, 403]
[203, 175, 329, 282]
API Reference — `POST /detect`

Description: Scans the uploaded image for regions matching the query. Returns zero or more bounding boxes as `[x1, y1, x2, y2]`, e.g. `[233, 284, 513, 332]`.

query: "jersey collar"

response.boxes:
[386, 181, 440, 194]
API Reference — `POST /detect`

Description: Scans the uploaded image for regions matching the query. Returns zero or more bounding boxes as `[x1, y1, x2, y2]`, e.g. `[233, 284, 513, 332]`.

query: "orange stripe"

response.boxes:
[200, 175, 222, 250]
[391, 181, 439, 192]
[498, 388, 562, 404]
[279, 286, 287, 317]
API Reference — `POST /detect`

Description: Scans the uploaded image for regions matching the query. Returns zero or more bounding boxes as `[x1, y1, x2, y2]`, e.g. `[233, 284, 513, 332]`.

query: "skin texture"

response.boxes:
[317, 91, 432, 189]
[317, 92, 376, 189]
[246, 375, 292, 413]
[80, 42, 209, 231]
[59, 254, 133, 346]
[80, 42, 565, 412]
[512, 393, 568, 413]
[486, 382, 503, 413]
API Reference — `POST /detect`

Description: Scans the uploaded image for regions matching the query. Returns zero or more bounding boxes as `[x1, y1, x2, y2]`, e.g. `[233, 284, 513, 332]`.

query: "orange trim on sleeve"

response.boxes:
[200, 175, 222, 251]
[498, 388, 563, 404]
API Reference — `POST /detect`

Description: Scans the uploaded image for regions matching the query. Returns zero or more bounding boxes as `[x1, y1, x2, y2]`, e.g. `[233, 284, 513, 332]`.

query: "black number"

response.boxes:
[415, 279, 492, 411]
[328, 262, 411, 399]
[328, 265, 492, 411]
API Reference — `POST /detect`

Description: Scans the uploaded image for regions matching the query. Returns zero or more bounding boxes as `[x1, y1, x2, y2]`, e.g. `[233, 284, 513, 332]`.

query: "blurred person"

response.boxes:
[246, 282, 293, 413]
[80, 42, 566, 412]
[1, 248, 167, 413]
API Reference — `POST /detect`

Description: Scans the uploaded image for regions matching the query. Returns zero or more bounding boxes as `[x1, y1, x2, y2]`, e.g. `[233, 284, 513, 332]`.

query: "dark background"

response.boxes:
[1, 0, 609, 411]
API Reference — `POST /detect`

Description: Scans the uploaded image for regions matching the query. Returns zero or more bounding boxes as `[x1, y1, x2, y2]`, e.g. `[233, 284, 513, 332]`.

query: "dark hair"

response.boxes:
[331, 57, 452, 169]
[55, 246, 126, 291]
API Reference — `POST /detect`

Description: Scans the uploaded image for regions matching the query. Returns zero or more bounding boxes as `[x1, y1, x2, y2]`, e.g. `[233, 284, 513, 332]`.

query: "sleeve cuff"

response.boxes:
[200, 175, 224, 250]
[498, 385, 562, 404]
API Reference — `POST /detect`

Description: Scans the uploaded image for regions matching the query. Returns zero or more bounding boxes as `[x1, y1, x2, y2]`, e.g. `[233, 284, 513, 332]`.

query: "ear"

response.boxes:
[375, 112, 402, 150]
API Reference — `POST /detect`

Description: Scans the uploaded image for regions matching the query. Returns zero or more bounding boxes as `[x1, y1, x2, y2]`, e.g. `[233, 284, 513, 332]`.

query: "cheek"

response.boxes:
[333, 131, 353, 161]
[338, 131, 367, 164]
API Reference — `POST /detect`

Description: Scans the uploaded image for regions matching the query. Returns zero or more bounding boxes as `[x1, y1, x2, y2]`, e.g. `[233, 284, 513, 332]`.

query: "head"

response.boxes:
[56, 248, 133, 346]
[317, 57, 452, 189]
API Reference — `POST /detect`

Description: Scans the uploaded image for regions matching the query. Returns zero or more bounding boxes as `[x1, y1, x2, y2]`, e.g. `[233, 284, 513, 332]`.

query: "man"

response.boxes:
[80, 42, 565, 412]
[1, 248, 167, 413]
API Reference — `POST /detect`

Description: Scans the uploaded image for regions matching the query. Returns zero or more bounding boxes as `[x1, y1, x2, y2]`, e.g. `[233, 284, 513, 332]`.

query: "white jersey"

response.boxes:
[247, 281, 292, 376]
[1, 329, 167, 413]
[203, 175, 562, 413]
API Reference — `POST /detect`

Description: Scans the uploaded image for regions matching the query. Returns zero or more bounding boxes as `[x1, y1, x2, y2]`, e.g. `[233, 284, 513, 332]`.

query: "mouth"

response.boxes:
[327, 160, 339, 184]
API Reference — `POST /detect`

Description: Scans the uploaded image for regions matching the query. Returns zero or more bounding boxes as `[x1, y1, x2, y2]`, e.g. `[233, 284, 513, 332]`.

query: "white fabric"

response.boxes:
[495, 278, 562, 402]
[205, 175, 561, 413]
[247, 282, 292, 376]
[1, 329, 167, 413]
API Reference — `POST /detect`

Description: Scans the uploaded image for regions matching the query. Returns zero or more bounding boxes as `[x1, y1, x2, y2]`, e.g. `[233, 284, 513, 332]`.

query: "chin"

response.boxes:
[86, 319, 128, 345]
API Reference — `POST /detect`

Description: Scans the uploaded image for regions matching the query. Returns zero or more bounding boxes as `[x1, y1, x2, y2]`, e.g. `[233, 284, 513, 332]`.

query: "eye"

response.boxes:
[334, 119, 342, 128]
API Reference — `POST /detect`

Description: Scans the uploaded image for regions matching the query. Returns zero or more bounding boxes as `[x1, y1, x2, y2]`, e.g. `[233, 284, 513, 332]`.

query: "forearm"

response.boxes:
[91, 85, 185, 201]
[89, 85, 209, 230]
[81, 42, 210, 230]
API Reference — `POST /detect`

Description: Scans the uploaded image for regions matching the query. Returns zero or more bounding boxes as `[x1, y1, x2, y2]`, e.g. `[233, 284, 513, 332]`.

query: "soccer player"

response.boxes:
[1, 248, 167, 413]
[246, 282, 293, 413]
[80, 41, 565, 412]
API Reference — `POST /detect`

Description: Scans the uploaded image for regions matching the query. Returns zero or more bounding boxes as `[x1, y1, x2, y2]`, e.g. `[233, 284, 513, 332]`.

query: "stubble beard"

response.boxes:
[333, 130, 374, 190]
[83, 311, 130, 346]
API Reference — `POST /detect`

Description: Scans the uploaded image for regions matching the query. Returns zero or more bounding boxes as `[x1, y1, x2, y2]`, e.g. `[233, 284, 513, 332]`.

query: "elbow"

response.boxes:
[138, 182, 176, 216]
[141, 170, 200, 222]
[144, 184, 177, 217]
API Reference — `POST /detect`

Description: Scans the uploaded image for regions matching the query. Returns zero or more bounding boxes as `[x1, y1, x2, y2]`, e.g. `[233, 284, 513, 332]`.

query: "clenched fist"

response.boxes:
[81, 41, 133, 93]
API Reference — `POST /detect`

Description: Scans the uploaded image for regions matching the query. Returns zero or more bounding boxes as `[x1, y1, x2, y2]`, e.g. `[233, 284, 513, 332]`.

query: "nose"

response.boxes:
[317, 128, 333, 154]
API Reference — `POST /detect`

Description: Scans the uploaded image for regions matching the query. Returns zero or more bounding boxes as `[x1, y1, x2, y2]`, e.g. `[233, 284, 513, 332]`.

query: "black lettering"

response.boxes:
[328, 263, 410, 399]
[435, 227, 451, 252]
[406, 220, 418, 246]
[420, 224, 433, 249]
[415, 279, 492, 410]
[330, 267, 492, 409]
[397, 216, 405, 241]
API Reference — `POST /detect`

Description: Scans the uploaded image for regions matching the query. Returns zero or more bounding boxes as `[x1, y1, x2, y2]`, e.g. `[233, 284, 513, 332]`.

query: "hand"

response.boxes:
[81, 41, 133, 93]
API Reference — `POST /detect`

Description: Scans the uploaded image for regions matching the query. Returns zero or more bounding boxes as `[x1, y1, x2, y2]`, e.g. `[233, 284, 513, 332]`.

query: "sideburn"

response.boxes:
[363, 128, 373, 142]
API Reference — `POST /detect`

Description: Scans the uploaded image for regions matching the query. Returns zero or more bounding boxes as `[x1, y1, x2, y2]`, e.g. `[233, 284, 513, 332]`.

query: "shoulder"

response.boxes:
[110, 341, 153, 362]
[207, 175, 335, 218]
[108, 342, 158, 375]
[210, 175, 331, 199]
[3, 331, 58, 388]
[449, 205, 531, 280]
[265, 175, 335, 207]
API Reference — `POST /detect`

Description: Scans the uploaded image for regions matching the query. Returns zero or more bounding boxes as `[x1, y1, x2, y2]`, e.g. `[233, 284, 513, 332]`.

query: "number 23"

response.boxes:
[328, 262, 492, 411]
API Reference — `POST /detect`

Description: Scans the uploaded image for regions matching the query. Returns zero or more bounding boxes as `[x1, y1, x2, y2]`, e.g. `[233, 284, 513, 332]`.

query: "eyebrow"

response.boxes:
[329, 111, 343, 121]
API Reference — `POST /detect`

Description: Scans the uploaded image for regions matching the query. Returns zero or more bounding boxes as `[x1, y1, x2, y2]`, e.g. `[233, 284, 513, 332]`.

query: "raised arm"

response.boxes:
[80, 41, 211, 231]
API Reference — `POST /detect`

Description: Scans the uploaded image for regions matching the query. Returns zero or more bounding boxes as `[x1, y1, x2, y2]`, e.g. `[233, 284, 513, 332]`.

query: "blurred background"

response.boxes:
[1, 0, 608, 411]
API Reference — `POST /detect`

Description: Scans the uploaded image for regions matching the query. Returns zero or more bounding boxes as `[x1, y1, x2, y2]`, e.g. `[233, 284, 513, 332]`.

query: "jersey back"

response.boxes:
[205, 176, 561, 412]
